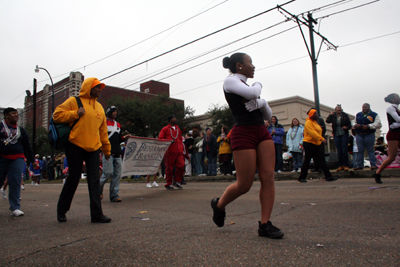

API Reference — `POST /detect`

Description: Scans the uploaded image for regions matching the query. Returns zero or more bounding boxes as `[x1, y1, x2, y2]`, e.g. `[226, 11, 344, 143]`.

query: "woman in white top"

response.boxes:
[211, 53, 283, 239]
[286, 118, 304, 172]
[374, 93, 400, 183]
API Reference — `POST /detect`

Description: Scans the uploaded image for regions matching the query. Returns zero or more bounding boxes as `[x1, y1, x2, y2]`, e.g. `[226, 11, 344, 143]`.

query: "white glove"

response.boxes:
[390, 122, 400, 129]
[245, 99, 266, 112]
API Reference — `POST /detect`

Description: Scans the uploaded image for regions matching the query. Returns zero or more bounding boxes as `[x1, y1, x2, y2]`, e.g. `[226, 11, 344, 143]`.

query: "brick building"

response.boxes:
[24, 72, 184, 129]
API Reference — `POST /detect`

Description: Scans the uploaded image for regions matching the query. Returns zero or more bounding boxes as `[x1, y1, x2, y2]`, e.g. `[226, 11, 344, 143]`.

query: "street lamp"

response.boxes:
[35, 65, 55, 157]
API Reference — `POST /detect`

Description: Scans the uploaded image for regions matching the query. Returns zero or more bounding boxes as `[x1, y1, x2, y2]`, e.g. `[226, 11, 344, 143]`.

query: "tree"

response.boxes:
[206, 104, 234, 137]
[107, 95, 194, 137]
[24, 123, 53, 157]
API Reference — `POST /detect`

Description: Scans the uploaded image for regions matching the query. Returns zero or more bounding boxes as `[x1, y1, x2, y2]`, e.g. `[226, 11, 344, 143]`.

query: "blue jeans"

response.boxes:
[206, 152, 217, 176]
[334, 134, 350, 167]
[195, 153, 204, 175]
[352, 153, 358, 168]
[0, 157, 24, 211]
[100, 155, 122, 201]
[356, 133, 377, 168]
[291, 152, 303, 171]
[274, 144, 283, 171]
[191, 153, 197, 174]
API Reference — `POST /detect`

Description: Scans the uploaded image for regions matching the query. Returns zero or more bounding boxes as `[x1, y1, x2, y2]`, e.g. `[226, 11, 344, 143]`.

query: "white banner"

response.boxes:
[122, 136, 172, 176]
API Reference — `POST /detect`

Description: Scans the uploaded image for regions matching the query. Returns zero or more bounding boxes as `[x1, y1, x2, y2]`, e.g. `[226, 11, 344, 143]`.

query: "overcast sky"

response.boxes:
[1, 0, 399, 134]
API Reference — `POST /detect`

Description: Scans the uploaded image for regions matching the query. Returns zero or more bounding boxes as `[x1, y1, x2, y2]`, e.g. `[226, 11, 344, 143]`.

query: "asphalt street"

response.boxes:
[0, 178, 399, 266]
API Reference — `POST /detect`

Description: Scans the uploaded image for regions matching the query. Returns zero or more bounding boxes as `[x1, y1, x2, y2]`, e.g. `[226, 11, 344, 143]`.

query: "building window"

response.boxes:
[145, 88, 150, 93]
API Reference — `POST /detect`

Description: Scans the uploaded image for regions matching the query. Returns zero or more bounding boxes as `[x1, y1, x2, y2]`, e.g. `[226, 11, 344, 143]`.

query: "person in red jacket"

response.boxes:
[159, 115, 184, 190]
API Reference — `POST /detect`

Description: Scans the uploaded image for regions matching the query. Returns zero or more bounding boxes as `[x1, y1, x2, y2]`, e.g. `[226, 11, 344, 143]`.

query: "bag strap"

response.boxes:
[70, 96, 83, 129]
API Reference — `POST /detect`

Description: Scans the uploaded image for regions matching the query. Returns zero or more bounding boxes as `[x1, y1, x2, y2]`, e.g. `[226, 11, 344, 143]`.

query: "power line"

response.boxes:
[34, 0, 230, 84]
[339, 30, 400, 48]
[303, 0, 354, 15]
[120, 19, 289, 88]
[105, 0, 229, 85]
[315, 0, 380, 20]
[170, 30, 400, 97]
[99, 0, 296, 81]
[9, 2, 394, 110]
[121, 0, 373, 90]
[3, 91, 27, 107]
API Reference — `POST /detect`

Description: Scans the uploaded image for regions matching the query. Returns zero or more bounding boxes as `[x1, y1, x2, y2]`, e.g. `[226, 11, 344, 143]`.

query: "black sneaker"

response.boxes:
[57, 211, 67, 223]
[165, 184, 174, 190]
[258, 221, 284, 239]
[180, 181, 187, 185]
[91, 215, 111, 223]
[298, 179, 307, 183]
[173, 182, 182, 189]
[373, 172, 382, 184]
[211, 197, 226, 227]
[325, 176, 338, 182]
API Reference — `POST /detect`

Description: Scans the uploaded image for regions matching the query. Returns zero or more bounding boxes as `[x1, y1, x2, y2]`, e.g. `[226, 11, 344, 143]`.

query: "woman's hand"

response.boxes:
[77, 107, 85, 117]
[245, 99, 265, 112]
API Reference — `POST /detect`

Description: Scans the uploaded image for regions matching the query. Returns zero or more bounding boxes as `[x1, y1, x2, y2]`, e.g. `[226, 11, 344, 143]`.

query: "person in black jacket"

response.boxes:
[326, 105, 352, 171]
[0, 107, 34, 217]
[203, 127, 218, 176]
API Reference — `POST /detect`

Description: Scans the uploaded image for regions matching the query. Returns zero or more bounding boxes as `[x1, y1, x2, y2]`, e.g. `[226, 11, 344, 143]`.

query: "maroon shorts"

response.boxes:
[386, 131, 400, 141]
[230, 125, 272, 151]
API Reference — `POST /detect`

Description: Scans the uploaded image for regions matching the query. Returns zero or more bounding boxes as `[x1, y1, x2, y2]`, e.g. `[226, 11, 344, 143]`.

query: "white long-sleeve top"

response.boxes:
[223, 74, 272, 120]
[387, 104, 400, 129]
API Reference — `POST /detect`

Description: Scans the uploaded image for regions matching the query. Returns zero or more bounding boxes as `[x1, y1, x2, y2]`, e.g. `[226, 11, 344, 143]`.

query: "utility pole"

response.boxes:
[33, 78, 37, 155]
[307, 13, 320, 115]
[278, 7, 337, 115]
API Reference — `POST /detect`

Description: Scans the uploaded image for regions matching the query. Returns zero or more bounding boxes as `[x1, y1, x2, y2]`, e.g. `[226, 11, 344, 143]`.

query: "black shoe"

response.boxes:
[173, 182, 182, 189]
[91, 215, 111, 223]
[57, 211, 67, 223]
[211, 197, 226, 227]
[258, 221, 284, 239]
[298, 179, 307, 183]
[165, 184, 174, 190]
[325, 176, 338, 182]
[373, 172, 382, 184]
[180, 181, 187, 185]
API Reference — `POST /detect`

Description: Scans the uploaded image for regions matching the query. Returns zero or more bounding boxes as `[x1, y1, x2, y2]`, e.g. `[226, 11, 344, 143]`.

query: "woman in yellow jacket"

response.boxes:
[298, 109, 337, 183]
[217, 126, 232, 175]
[54, 77, 112, 223]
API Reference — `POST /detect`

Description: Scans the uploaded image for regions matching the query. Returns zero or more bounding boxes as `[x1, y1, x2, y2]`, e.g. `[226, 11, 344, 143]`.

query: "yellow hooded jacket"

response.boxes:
[53, 78, 111, 154]
[217, 135, 232, 154]
[303, 118, 325, 146]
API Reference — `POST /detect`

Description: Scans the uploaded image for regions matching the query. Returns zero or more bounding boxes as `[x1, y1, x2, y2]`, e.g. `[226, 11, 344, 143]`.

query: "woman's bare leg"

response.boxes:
[256, 140, 276, 224]
[217, 149, 257, 209]
[376, 140, 400, 174]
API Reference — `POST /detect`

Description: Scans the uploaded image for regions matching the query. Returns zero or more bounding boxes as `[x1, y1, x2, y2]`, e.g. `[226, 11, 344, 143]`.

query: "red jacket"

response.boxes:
[159, 124, 183, 155]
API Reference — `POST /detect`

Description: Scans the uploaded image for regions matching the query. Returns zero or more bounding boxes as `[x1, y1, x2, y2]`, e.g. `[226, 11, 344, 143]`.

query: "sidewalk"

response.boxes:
[186, 168, 400, 182]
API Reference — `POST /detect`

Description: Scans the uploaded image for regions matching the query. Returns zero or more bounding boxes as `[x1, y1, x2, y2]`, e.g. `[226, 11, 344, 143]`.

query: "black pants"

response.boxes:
[298, 142, 332, 180]
[47, 168, 55, 181]
[57, 141, 103, 219]
[219, 153, 232, 175]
